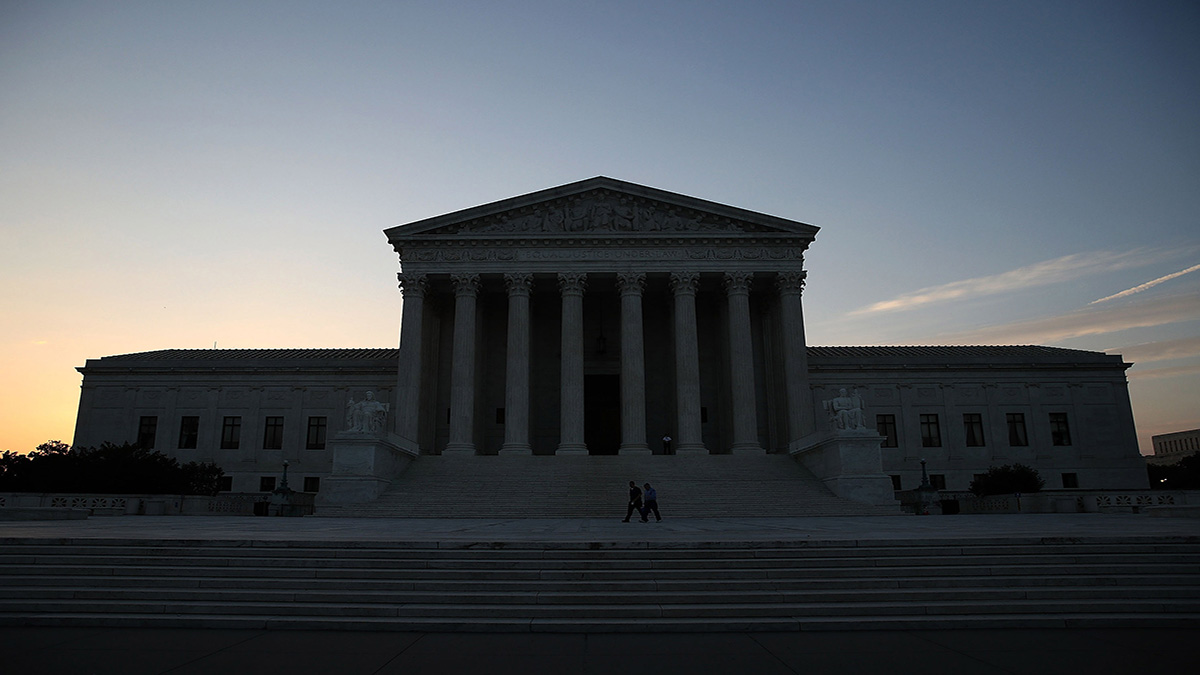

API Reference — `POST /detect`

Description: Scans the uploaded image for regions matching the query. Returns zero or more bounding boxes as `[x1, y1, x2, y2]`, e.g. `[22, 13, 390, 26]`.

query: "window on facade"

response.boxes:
[137, 416, 158, 449]
[929, 474, 946, 490]
[218, 476, 233, 492]
[306, 417, 327, 450]
[963, 413, 985, 447]
[177, 416, 199, 449]
[259, 476, 276, 492]
[1006, 413, 1028, 447]
[303, 476, 321, 493]
[220, 416, 241, 450]
[920, 414, 941, 447]
[876, 414, 898, 448]
[263, 416, 284, 450]
[889, 475, 902, 491]
[1049, 413, 1072, 446]
[1061, 473, 1079, 489]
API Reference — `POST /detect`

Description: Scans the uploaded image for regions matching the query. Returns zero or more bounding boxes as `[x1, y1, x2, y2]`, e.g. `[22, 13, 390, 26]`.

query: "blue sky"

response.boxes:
[2, 0, 1197, 454]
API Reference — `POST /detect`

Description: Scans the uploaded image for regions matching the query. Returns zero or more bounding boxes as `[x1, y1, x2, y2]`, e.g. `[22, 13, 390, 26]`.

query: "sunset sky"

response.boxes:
[2, 1, 1197, 455]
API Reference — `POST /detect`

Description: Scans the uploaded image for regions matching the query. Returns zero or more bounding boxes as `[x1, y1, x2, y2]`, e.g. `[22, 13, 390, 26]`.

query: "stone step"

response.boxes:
[5, 612, 1199, 633]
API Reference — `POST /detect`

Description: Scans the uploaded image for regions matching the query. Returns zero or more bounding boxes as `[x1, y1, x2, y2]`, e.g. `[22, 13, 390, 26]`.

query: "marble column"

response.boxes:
[394, 273, 427, 452]
[556, 273, 588, 455]
[724, 271, 762, 454]
[500, 273, 533, 455]
[777, 271, 815, 443]
[617, 272, 651, 454]
[444, 273, 480, 455]
[670, 271, 706, 454]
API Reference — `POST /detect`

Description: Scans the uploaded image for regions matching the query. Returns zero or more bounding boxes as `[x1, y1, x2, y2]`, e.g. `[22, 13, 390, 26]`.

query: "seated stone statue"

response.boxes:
[344, 391, 389, 434]
[824, 387, 867, 432]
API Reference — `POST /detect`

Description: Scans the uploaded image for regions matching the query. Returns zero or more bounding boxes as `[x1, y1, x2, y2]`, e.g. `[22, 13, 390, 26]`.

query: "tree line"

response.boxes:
[0, 441, 224, 496]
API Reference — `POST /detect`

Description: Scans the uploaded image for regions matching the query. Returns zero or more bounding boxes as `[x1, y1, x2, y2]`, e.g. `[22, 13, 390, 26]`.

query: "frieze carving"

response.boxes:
[403, 246, 803, 264]
[430, 190, 775, 235]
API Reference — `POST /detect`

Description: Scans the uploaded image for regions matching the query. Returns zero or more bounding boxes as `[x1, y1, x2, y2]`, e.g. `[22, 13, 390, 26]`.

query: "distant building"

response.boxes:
[1148, 428, 1200, 466]
[72, 177, 1151, 504]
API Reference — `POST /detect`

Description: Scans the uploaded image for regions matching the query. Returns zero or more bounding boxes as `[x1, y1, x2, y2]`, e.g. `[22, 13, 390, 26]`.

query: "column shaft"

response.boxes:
[725, 271, 762, 453]
[670, 272, 706, 454]
[445, 273, 480, 454]
[394, 273, 427, 452]
[617, 272, 651, 454]
[777, 271, 815, 445]
[557, 273, 588, 454]
[500, 273, 533, 454]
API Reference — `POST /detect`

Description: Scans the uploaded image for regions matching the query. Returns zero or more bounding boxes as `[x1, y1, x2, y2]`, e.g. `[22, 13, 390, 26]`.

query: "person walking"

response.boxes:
[661, 434, 672, 454]
[641, 482, 661, 522]
[622, 481, 643, 522]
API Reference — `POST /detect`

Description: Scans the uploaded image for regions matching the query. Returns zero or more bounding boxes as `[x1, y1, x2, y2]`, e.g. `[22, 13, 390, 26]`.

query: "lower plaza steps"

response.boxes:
[1, 536, 1198, 631]
[317, 453, 897, 518]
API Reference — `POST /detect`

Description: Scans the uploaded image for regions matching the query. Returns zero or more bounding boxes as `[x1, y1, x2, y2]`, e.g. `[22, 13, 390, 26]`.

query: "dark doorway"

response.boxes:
[585, 374, 620, 455]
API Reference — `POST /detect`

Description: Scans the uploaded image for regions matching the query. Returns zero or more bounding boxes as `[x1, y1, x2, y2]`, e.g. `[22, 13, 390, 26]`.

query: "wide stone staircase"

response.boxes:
[318, 454, 897, 518]
[1, 537, 1198, 631]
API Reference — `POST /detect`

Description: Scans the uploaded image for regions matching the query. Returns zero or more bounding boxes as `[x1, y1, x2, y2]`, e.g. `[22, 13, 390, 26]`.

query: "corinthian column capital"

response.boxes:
[451, 273, 481, 297]
[397, 273, 428, 299]
[669, 271, 699, 295]
[504, 272, 534, 296]
[776, 271, 807, 295]
[557, 272, 587, 295]
[616, 272, 646, 296]
[723, 270, 754, 295]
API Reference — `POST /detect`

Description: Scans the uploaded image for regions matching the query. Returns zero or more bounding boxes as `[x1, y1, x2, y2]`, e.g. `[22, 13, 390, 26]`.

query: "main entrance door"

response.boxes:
[584, 374, 620, 455]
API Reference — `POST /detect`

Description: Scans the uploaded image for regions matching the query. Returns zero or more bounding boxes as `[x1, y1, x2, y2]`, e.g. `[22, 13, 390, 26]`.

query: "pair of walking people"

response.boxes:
[622, 481, 661, 522]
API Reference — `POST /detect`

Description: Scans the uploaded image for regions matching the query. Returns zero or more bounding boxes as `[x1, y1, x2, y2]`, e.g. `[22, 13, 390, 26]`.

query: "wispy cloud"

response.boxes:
[934, 293, 1200, 345]
[1127, 363, 1200, 380]
[851, 249, 1170, 315]
[1091, 263, 1200, 304]
[1105, 336, 1200, 364]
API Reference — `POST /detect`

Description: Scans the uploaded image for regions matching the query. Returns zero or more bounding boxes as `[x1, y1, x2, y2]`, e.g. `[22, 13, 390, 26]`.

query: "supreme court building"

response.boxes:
[72, 178, 1150, 503]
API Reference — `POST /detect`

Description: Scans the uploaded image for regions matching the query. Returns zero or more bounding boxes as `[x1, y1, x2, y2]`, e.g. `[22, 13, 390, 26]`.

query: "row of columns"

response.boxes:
[394, 271, 811, 455]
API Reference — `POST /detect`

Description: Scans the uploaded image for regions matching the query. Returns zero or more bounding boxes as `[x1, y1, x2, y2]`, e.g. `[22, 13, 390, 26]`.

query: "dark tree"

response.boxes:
[1148, 454, 1200, 490]
[0, 441, 224, 495]
[969, 464, 1045, 497]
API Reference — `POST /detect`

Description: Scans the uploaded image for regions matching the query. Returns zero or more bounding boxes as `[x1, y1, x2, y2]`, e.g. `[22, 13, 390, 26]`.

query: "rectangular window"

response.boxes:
[920, 414, 941, 447]
[263, 416, 284, 450]
[177, 416, 200, 449]
[137, 416, 158, 449]
[303, 476, 321, 493]
[220, 416, 241, 450]
[1049, 413, 1072, 446]
[963, 413, 985, 447]
[876, 414, 898, 448]
[1006, 413, 1028, 447]
[259, 476, 276, 492]
[217, 476, 233, 492]
[889, 475, 902, 491]
[306, 416, 327, 450]
[1061, 473, 1079, 489]
[929, 474, 946, 490]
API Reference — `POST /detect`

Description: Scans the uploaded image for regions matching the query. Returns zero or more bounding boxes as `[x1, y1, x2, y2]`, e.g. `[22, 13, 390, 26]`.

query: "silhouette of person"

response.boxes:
[622, 481, 643, 522]
[641, 482, 661, 522]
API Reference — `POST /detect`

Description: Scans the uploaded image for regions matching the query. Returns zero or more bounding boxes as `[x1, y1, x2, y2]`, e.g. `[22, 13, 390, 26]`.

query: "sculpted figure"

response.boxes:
[613, 198, 637, 230]
[567, 200, 591, 231]
[824, 387, 867, 431]
[345, 391, 389, 434]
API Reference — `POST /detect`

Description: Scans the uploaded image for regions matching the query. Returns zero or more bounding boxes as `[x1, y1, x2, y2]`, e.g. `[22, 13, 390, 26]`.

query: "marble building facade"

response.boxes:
[72, 178, 1150, 500]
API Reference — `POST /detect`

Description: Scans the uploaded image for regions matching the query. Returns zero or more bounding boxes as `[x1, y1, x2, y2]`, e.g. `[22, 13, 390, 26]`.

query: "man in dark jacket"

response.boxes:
[622, 481, 643, 522]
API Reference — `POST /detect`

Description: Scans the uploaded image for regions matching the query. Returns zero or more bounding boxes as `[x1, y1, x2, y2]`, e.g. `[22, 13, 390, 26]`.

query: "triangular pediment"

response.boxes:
[385, 177, 818, 240]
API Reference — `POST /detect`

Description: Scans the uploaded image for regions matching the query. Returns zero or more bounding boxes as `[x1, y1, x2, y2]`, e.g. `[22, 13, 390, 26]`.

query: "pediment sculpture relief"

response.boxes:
[438, 192, 769, 235]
